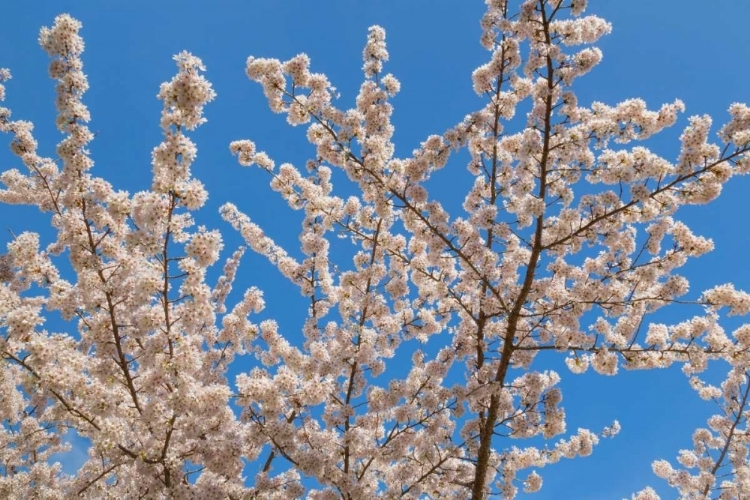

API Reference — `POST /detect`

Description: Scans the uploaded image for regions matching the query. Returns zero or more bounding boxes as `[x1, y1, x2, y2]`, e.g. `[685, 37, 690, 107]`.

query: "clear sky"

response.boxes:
[1, 1, 749, 498]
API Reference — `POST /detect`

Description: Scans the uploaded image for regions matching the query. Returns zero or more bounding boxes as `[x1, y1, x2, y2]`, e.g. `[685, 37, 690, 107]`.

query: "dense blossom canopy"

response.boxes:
[0, 1, 749, 498]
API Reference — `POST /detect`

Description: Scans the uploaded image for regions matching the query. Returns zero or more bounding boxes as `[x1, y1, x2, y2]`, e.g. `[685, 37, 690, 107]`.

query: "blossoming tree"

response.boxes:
[1, 0, 749, 498]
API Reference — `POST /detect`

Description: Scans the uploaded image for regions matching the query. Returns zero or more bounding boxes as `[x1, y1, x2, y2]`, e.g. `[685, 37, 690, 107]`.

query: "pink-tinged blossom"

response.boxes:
[631, 487, 661, 500]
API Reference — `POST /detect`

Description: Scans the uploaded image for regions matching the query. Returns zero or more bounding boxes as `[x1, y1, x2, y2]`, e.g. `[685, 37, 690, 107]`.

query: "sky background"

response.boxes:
[1, 1, 749, 498]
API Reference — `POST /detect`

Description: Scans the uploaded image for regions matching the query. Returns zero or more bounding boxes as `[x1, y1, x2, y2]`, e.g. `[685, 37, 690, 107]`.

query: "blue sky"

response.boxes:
[1, 1, 749, 498]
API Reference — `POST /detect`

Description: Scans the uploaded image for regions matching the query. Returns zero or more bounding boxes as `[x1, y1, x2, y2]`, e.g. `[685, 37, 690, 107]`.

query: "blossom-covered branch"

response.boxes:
[0, 1, 749, 498]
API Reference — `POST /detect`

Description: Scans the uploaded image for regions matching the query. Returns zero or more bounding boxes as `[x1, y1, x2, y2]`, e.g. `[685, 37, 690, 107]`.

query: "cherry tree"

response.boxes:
[1, 0, 749, 498]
